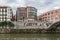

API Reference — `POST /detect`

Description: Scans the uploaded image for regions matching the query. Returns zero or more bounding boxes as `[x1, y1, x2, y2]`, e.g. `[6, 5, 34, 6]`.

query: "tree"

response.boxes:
[0, 22, 2, 28]
[0, 21, 14, 33]
[0, 21, 14, 29]
[3, 21, 7, 29]
[7, 21, 14, 29]
[0, 21, 7, 33]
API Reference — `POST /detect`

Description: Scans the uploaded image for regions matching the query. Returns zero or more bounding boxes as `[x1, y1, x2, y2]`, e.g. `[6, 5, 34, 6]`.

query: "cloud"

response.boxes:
[25, 0, 60, 16]
[25, 0, 52, 15]
[0, 0, 6, 6]
[0, 0, 26, 7]
[8, 0, 25, 7]
[0, 0, 26, 15]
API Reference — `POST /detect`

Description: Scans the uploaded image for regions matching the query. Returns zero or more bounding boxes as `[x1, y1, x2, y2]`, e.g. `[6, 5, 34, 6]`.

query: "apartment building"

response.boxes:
[27, 6, 37, 19]
[0, 6, 13, 22]
[38, 9, 60, 22]
[16, 6, 37, 21]
[16, 7, 27, 21]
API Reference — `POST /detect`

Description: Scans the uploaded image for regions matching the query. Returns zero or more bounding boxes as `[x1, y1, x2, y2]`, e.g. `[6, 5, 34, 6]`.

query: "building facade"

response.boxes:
[38, 9, 60, 22]
[27, 6, 37, 19]
[16, 6, 37, 21]
[16, 7, 27, 20]
[0, 6, 13, 22]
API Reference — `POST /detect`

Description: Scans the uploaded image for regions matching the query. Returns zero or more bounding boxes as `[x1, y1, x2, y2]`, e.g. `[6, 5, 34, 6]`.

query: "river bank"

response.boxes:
[0, 29, 60, 34]
[10, 29, 60, 34]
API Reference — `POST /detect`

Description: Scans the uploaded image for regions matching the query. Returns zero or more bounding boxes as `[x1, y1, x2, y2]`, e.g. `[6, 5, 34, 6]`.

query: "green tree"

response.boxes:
[0, 21, 14, 33]
[0, 22, 2, 28]
[0, 21, 14, 29]
[7, 21, 14, 29]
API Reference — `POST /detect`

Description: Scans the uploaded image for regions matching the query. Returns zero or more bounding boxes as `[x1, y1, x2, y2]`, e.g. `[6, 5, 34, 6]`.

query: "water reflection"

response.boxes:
[0, 38, 58, 40]
[0, 34, 59, 40]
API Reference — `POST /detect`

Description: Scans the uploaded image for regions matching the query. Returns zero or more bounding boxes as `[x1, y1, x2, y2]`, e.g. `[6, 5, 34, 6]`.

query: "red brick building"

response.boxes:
[38, 9, 60, 22]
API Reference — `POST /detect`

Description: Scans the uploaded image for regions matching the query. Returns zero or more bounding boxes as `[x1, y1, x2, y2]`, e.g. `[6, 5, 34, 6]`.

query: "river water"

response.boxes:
[0, 34, 60, 40]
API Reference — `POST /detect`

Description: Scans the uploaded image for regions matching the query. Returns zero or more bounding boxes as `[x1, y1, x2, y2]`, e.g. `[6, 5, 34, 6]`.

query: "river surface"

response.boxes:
[0, 34, 60, 40]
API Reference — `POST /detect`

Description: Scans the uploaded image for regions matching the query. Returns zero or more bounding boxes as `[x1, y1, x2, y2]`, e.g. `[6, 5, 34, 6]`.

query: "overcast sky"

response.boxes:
[0, 0, 60, 16]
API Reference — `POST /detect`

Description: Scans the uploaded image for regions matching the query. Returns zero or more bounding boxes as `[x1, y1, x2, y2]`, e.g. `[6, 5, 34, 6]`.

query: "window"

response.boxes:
[29, 23, 32, 26]
[55, 11, 58, 13]
[1, 14, 7, 16]
[5, 14, 7, 16]
[0, 9, 1, 12]
[2, 17, 4, 19]
[45, 14, 47, 15]
[10, 9, 12, 11]
[5, 8, 7, 12]
[48, 13, 50, 15]
[2, 9, 4, 12]
[55, 18, 58, 19]
[51, 12, 53, 14]
[40, 24, 41, 26]
[0, 17, 1, 19]
[35, 23, 37, 25]
[48, 16, 50, 18]
[5, 17, 7, 19]
[51, 17, 53, 20]
[55, 13, 58, 15]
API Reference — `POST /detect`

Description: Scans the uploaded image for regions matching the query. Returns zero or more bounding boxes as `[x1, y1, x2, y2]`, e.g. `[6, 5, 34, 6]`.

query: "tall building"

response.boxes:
[0, 6, 13, 22]
[38, 9, 60, 22]
[27, 6, 37, 19]
[16, 7, 27, 21]
[16, 6, 37, 21]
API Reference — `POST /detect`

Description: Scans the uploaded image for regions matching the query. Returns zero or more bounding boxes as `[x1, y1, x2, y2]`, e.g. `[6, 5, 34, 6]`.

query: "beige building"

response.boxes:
[27, 6, 37, 19]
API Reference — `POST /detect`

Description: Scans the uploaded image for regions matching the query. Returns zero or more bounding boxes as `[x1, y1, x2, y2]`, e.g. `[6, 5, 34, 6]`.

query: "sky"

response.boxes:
[0, 0, 60, 16]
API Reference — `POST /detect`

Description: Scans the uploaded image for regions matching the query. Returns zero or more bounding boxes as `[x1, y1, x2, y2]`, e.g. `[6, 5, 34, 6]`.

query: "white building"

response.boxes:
[0, 6, 13, 22]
